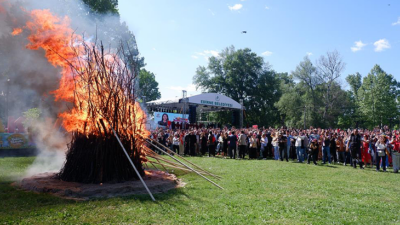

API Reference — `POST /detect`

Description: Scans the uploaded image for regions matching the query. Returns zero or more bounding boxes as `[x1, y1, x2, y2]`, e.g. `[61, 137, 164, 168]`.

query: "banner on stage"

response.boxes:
[0, 133, 35, 149]
[154, 112, 189, 129]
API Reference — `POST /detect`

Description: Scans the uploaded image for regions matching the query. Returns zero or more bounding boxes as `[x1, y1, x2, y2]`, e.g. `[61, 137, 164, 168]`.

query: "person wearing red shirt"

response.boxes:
[391, 136, 400, 173]
[362, 135, 372, 167]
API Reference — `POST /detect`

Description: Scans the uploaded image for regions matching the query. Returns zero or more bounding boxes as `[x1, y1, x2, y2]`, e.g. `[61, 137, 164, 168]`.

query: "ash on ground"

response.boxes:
[15, 170, 185, 201]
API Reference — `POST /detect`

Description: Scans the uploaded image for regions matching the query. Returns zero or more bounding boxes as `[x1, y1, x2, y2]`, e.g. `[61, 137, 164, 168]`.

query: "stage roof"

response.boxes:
[146, 93, 242, 112]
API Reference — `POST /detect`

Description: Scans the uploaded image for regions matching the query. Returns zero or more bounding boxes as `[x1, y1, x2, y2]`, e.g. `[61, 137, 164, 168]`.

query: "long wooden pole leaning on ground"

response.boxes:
[110, 127, 156, 201]
[138, 134, 221, 179]
[143, 139, 224, 190]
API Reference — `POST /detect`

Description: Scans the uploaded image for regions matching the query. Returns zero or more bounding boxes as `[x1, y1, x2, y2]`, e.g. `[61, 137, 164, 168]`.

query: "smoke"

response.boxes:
[25, 118, 69, 177]
[0, 0, 141, 177]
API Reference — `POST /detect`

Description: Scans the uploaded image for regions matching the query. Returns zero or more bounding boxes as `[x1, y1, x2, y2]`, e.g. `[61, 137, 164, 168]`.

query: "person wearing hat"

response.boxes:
[308, 139, 319, 165]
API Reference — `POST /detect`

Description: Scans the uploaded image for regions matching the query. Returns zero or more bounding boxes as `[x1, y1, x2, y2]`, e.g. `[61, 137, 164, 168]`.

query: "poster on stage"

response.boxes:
[0, 133, 35, 149]
[154, 112, 189, 129]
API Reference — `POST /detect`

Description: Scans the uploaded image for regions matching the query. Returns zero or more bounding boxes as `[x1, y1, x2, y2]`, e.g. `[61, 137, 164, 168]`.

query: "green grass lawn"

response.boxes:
[1, 156, 400, 224]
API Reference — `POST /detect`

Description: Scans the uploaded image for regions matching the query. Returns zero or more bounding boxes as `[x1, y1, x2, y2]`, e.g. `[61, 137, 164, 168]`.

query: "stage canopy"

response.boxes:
[146, 93, 242, 112]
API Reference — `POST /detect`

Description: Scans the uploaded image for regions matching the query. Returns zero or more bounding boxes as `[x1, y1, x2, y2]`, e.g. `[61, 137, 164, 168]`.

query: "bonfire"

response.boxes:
[3, 1, 222, 201]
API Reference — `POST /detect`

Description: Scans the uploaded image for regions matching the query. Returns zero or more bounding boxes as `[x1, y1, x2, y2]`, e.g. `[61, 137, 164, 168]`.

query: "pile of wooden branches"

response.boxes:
[58, 39, 146, 184]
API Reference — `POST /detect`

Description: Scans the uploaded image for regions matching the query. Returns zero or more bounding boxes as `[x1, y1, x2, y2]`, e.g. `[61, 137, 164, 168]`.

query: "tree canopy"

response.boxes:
[138, 69, 161, 102]
[193, 47, 400, 129]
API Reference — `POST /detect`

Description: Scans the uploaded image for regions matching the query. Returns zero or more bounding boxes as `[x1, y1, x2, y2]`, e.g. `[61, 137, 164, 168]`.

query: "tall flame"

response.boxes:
[12, 8, 149, 138]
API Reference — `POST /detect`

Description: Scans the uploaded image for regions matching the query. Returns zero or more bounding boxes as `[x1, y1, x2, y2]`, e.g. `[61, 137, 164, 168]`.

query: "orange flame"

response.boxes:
[13, 9, 149, 139]
[11, 28, 22, 35]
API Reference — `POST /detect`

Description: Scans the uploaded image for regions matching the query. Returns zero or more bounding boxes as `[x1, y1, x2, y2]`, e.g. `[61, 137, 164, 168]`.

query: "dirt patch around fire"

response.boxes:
[14, 170, 186, 201]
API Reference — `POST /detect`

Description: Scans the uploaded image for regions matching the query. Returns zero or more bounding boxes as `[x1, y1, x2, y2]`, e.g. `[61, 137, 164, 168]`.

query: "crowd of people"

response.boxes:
[149, 125, 400, 173]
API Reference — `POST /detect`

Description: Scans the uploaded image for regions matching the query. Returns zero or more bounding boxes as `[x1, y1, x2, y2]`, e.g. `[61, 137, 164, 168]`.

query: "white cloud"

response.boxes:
[169, 84, 197, 92]
[192, 50, 220, 60]
[392, 17, 400, 26]
[265, 6, 269, 9]
[350, 41, 367, 52]
[228, 4, 242, 11]
[306, 52, 313, 56]
[262, 51, 273, 56]
[374, 39, 391, 52]
[152, 47, 156, 51]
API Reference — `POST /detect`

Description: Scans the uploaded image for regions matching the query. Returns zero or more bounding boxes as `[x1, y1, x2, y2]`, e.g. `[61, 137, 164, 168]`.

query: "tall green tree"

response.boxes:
[290, 56, 323, 126]
[358, 65, 399, 128]
[193, 46, 280, 127]
[138, 69, 161, 102]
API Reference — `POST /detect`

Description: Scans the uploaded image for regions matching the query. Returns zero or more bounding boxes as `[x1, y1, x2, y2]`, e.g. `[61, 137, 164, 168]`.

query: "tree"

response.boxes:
[291, 56, 322, 126]
[193, 46, 281, 127]
[345, 72, 363, 127]
[358, 65, 399, 128]
[138, 69, 161, 102]
[274, 74, 305, 128]
[82, 0, 119, 14]
[346, 72, 362, 102]
[316, 50, 346, 123]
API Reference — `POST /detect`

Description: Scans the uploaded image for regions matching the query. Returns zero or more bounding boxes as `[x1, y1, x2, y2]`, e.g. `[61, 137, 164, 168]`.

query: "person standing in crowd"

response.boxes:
[201, 132, 208, 155]
[295, 132, 305, 163]
[267, 132, 273, 158]
[322, 132, 331, 164]
[238, 131, 247, 159]
[230, 131, 239, 159]
[172, 133, 180, 155]
[260, 133, 268, 159]
[278, 132, 288, 162]
[208, 131, 216, 157]
[369, 135, 377, 167]
[257, 130, 262, 158]
[330, 133, 337, 163]
[391, 135, 400, 173]
[222, 132, 229, 157]
[286, 130, 293, 160]
[184, 131, 190, 156]
[362, 135, 372, 167]
[249, 133, 258, 159]
[272, 133, 279, 160]
[308, 139, 319, 165]
[347, 129, 362, 169]
[336, 136, 345, 164]
[375, 135, 388, 172]
[189, 131, 197, 156]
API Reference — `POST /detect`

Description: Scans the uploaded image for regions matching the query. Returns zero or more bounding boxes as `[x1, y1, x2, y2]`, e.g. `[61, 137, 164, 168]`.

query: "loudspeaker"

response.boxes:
[189, 105, 197, 123]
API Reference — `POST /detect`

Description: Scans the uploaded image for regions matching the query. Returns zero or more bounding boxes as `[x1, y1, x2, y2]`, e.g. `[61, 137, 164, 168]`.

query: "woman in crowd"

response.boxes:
[336, 136, 345, 163]
[249, 133, 258, 159]
[222, 132, 229, 157]
[260, 133, 268, 159]
[172, 133, 180, 154]
[375, 135, 388, 172]
[272, 132, 279, 160]
[362, 135, 372, 167]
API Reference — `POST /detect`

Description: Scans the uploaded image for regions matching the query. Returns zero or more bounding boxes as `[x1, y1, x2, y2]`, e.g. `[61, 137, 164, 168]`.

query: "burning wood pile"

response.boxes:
[4, 2, 223, 200]
[56, 40, 148, 183]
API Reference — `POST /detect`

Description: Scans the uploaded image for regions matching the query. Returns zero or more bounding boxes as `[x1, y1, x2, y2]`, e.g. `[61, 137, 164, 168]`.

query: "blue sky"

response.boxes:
[119, 0, 400, 100]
